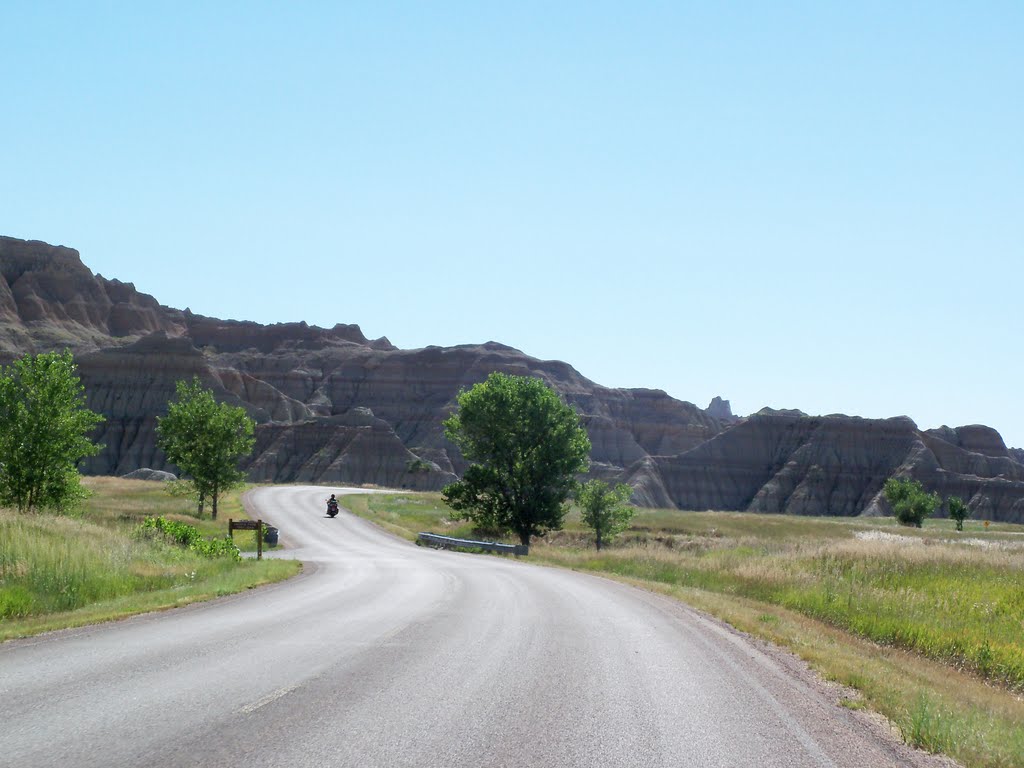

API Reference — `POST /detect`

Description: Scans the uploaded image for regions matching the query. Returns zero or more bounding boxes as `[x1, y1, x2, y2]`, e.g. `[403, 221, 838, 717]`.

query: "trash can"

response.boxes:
[263, 526, 279, 546]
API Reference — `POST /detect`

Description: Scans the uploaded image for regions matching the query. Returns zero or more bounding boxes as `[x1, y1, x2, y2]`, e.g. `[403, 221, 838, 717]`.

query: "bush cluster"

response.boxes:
[140, 517, 241, 561]
[883, 477, 941, 528]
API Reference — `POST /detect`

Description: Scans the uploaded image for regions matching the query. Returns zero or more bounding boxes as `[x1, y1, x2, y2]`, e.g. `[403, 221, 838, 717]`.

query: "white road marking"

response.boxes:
[237, 684, 300, 715]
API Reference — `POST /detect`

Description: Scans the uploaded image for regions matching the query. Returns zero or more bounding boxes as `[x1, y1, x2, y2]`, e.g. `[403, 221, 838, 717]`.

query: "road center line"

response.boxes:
[237, 684, 300, 715]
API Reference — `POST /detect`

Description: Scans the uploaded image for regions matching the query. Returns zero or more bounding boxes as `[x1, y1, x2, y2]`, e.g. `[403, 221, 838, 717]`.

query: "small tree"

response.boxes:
[157, 381, 216, 516]
[577, 479, 634, 550]
[0, 351, 104, 512]
[947, 495, 969, 532]
[883, 477, 940, 528]
[443, 373, 591, 547]
[157, 378, 255, 519]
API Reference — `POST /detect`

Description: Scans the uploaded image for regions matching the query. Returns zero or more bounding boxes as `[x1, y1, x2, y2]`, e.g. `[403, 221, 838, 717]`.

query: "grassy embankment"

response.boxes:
[0, 477, 300, 641]
[344, 492, 1024, 768]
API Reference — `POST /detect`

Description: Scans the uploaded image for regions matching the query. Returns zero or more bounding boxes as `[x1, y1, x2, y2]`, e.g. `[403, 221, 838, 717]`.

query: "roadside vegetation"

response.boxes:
[346, 491, 1024, 768]
[0, 350, 103, 512]
[0, 359, 292, 641]
[157, 377, 256, 519]
[0, 477, 299, 640]
[442, 372, 590, 546]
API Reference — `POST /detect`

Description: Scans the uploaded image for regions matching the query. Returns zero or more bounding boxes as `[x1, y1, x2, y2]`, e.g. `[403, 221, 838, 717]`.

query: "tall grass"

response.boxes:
[542, 534, 1024, 691]
[0, 478, 299, 637]
[0, 512, 180, 617]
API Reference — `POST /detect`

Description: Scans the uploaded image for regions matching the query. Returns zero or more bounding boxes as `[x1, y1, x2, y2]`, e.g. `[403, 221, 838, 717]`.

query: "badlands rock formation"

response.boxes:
[0, 236, 722, 493]
[3, 234, 1024, 521]
[121, 468, 177, 482]
[626, 413, 1024, 522]
[705, 396, 737, 423]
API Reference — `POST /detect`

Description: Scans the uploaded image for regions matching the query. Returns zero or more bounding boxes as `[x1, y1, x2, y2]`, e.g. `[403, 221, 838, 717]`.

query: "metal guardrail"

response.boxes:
[418, 532, 528, 557]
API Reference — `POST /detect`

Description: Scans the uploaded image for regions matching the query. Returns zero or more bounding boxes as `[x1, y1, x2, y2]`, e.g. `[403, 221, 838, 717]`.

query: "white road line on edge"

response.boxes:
[237, 684, 300, 715]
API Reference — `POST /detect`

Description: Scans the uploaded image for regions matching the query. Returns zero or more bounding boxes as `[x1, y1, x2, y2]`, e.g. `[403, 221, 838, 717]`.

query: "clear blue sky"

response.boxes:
[2, 3, 1022, 446]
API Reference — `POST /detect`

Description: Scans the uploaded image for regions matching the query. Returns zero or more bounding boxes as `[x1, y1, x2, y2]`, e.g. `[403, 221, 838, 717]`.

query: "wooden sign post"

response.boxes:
[228, 519, 264, 560]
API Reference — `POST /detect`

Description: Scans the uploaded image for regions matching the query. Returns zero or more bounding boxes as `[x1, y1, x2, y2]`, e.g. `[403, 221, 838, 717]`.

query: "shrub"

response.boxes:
[883, 477, 941, 528]
[405, 458, 432, 474]
[140, 517, 240, 561]
[947, 496, 969, 532]
[191, 536, 242, 560]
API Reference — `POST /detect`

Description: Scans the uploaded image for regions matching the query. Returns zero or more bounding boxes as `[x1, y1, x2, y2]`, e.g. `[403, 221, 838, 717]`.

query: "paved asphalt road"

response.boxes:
[1, 486, 954, 768]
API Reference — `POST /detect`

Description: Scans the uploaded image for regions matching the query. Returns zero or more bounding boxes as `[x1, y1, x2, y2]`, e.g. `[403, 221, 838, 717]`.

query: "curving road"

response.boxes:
[0, 486, 952, 768]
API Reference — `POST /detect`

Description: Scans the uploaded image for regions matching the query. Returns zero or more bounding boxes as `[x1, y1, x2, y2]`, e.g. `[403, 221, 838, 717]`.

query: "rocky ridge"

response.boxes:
[3, 235, 1024, 521]
[0, 237, 722, 494]
[628, 413, 1024, 522]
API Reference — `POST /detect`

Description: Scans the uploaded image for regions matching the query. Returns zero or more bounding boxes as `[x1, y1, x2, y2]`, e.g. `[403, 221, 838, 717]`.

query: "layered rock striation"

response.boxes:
[3, 234, 1023, 520]
[0, 236, 723, 494]
[625, 411, 1024, 522]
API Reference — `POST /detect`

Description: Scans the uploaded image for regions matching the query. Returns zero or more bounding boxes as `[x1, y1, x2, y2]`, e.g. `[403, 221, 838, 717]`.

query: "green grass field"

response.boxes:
[345, 492, 1024, 768]
[0, 477, 299, 640]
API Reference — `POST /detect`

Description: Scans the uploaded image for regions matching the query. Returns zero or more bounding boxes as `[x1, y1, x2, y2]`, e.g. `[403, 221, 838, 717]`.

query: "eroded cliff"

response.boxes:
[626, 412, 1024, 522]
[1, 236, 723, 494]
[3, 234, 1022, 520]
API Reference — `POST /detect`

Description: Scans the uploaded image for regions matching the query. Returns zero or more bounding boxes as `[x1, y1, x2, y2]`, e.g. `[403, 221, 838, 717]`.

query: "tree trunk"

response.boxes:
[596, 528, 603, 551]
[197, 492, 205, 518]
[211, 482, 219, 520]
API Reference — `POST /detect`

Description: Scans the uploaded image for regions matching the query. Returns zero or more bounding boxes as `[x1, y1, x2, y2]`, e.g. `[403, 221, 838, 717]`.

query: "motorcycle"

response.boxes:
[326, 498, 339, 518]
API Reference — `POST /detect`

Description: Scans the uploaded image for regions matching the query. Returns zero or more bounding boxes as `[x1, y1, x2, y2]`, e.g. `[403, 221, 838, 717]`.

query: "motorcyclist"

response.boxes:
[326, 494, 339, 517]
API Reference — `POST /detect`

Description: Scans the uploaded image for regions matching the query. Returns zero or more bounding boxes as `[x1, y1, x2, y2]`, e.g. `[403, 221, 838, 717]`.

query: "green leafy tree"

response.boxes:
[947, 495, 969, 532]
[883, 477, 941, 528]
[156, 378, 256, 519]
[577, 479, 634, 550]
[157, 379, 217, 516]
[442, 372, 591, 547]
[0, 350, 104, 512]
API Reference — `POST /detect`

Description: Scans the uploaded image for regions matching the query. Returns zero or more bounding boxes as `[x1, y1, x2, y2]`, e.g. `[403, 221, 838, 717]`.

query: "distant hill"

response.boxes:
[3, 234, 1024, 522]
